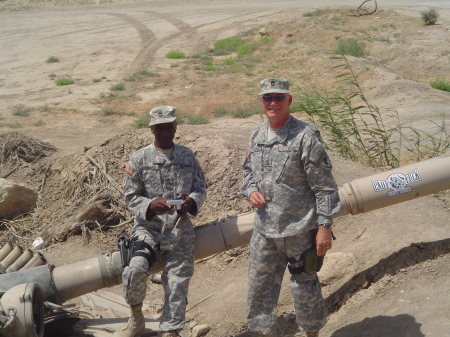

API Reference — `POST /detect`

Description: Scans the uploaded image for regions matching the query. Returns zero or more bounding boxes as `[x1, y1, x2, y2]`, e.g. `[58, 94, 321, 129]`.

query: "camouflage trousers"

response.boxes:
[247, 230, 327, 334]
[122, 217, 195, 331]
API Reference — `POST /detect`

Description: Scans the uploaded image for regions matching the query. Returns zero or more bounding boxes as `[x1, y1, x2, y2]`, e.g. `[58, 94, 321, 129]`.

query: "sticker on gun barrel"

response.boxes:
[371, 169, 421, 196]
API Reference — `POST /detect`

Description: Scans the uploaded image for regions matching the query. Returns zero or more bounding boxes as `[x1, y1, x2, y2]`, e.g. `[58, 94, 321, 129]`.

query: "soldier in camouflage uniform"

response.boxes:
[113, 106, 207, 337]
[240, 79, 340, 337]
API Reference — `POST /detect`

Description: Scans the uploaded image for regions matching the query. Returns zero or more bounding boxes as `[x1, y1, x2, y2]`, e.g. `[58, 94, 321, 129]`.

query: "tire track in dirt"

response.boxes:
[109, 10, 277, 78]
[107, 13, 157, 76]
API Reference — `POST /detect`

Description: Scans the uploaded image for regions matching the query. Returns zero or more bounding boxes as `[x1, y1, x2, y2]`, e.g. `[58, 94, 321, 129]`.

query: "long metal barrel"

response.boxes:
[0, 155, 448, 304]
[335, 154, 450, 217]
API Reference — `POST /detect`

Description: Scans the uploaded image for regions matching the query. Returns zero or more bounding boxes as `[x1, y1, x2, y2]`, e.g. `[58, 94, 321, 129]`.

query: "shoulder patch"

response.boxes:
[124, 162, 134, 175]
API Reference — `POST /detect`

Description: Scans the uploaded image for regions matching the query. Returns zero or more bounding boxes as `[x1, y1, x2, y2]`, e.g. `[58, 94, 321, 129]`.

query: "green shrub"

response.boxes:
[224, 64, 245, 73]
[212, 107, 228, 117]
[187, 115, 210, 125]
[334, 38, 367, 57]
[430, 80, 450, 92]
[102, 108, 134, 116]
[33, 120, 45, 127]
[138, 69, 159, 77]
[46, 56, 59, 63]
[260, 36, 273, 44]
[203, 66, 219, 71]
[165, 50, 185, 59]
[421, 9, 439, 25]
[132, 112, 151, 128]
[212, 37, 245, 55]
[212, 105, 260, 118]
[12, 105, 32, 117]
[110, 83, 125, 91]
[55, 76, 74, 86]
[303, 9, 329, 17]
[231, 105, 260, 118]
[223, 57, 236, 65]
[237, 43, 256, 57]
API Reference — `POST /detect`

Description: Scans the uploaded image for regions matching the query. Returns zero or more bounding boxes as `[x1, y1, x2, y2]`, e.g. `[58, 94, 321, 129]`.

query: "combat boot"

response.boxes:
[112, 303, 145, 337]
[305, 331, 319, 337]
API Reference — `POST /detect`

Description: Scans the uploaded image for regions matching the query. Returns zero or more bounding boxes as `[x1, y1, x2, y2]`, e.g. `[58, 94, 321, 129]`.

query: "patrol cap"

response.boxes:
[148, 105, 177, 127]
[258, 78, 290, 96]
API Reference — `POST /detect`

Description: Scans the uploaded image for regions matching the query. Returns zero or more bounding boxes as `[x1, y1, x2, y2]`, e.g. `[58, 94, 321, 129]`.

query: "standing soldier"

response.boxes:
[114, 106, 207, 337]
[240, 79, 340, 337]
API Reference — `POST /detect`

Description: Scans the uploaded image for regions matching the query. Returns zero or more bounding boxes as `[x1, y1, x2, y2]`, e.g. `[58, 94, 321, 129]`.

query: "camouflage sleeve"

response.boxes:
[240, 150, 259, 198]
[303, 130, 340, 226]
[188, 156, 207, 216]
[123, 158, 156, 221]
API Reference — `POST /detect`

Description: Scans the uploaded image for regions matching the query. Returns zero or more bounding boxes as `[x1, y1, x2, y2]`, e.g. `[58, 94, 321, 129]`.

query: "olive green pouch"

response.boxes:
[302, 248, 324, 273]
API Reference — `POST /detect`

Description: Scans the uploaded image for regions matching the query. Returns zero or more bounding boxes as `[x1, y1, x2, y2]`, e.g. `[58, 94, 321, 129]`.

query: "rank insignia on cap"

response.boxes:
[124, 162, 134, 175]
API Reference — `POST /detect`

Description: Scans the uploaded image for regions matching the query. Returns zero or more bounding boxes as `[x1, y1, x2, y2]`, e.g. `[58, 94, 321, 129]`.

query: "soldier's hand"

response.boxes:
[149, 198, 172, 213]
[177, 196, 193, 217]
[249, 191, 266, 209]
[316, 226, 333, 256]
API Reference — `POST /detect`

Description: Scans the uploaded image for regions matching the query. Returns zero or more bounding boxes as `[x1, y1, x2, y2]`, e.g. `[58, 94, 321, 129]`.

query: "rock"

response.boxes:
[259, 27, 267, 36]
[318, 252, 356, 285]
[191, 324, 211, 337]
[0, 178, 38, 220]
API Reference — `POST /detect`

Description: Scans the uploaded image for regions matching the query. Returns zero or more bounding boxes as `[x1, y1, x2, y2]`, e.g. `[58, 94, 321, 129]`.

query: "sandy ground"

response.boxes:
[1, 0, 450, 337]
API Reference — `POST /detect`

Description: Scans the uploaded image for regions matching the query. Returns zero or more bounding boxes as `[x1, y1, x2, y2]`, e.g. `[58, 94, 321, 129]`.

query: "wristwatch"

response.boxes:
[319, 223, 332, 228]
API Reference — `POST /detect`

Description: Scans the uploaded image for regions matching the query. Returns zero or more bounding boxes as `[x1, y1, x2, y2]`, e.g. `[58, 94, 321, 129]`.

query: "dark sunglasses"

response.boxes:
[261, 94, 287, 103]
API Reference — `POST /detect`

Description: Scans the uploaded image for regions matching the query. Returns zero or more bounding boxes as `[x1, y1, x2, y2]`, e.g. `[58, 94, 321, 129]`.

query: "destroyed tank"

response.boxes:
[0, 154, 449, 337]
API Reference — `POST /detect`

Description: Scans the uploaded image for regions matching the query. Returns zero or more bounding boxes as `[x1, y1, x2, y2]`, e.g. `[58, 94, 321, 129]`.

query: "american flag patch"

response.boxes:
[124, 163, 134, 175]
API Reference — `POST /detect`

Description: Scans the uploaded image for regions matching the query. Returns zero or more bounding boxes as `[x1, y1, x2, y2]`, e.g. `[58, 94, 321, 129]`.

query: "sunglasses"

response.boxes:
[261, 94, 287, 103]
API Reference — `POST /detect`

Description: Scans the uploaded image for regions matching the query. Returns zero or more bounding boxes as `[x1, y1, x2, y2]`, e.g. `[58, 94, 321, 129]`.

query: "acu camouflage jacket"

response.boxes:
[240, 115, 340, 238]
[124, 143, 206, 231]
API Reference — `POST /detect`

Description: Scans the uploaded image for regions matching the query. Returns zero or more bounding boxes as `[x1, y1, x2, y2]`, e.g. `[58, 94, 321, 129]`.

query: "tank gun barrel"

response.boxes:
[336, 154, 450, 217]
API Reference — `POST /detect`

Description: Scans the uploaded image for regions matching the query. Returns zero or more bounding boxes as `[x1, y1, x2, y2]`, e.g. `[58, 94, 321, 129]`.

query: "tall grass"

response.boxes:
[295, 55, 449, 167]
[334, 39, 367, 57]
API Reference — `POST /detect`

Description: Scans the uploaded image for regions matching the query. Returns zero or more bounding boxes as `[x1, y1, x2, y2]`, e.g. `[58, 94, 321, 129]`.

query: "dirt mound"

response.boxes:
[0, 132, 56, 169]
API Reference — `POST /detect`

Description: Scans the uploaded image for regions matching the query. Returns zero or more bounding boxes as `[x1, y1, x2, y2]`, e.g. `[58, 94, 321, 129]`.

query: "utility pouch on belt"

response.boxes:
[288, 228, 331, 274]
[117, 233, 156, 268]
[302, 247, 324, 273]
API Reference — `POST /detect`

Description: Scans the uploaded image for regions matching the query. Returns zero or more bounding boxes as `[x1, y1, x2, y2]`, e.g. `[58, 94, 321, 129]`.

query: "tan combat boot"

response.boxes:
[306, 331, 319, 337]
[112, 303, 145, 337]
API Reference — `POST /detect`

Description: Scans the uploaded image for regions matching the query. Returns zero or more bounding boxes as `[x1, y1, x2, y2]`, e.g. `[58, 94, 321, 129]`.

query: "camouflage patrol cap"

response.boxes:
[148, 105, 177, 126]
[258, 78, 290, 95]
